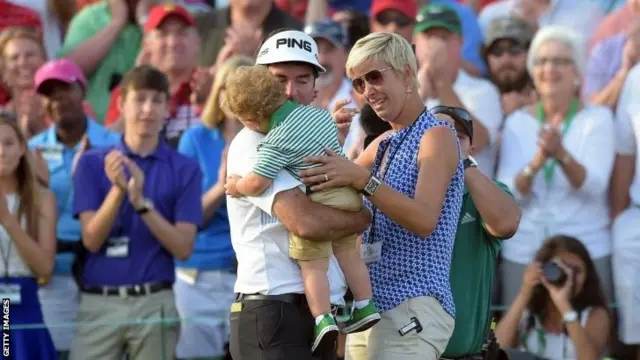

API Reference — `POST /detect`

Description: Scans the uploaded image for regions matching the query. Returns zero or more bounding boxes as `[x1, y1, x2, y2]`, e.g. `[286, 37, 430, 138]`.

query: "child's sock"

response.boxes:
[315, 314, 326, 325]
[354, 299, 370, 309]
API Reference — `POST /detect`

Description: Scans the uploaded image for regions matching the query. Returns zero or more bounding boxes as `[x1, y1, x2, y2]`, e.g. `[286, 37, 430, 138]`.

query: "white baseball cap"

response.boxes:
[256, 30, 326, 73]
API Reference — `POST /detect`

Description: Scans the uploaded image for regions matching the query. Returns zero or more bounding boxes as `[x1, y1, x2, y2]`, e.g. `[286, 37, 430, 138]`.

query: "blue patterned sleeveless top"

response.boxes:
[362, 110, 464, 317]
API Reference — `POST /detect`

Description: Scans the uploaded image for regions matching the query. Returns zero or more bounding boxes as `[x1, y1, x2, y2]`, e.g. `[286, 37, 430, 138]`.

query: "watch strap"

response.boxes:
[135, 199, 153, 214]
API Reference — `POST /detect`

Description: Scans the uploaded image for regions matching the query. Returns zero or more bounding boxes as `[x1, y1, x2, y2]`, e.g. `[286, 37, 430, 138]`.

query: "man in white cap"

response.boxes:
[226, 29, 371, 360]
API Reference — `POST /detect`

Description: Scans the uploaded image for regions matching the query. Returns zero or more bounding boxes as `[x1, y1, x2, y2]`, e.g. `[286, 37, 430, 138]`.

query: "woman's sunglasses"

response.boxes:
[351, 68, 392, 94]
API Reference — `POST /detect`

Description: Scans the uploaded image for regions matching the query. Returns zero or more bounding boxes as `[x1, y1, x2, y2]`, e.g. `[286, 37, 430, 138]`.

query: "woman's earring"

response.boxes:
[405, 88, 411, 100]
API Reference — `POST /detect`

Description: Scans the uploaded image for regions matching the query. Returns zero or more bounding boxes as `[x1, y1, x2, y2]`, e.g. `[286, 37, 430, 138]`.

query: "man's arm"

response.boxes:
[78, 186, 126, 252]
[58, 5, 127, 76]
[272, 189, 371, 242]
[466, 169, 521, 239]
[436, 82, 493, 152]
[610, 155, 635, 219]
[73, 153, 125, 252]
[127, 159, 202, 260]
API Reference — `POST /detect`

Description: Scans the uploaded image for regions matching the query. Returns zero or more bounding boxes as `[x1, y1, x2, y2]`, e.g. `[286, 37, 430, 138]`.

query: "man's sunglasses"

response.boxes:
[375, 13, 413, 27]
[431, 105, 471, 122]
[430, 105, 473, 142]
[488, 44, 525, 57]
[351, 68, 393, 94]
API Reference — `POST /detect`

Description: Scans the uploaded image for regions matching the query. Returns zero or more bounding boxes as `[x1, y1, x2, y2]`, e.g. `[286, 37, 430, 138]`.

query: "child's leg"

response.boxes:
[298, 257, 331, 318]
[332, 239, 372, 303]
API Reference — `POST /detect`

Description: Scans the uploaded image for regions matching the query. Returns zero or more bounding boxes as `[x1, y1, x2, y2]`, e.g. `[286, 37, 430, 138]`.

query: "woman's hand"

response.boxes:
[541, 259, 575, 311]
[299, 148, 370, 192]
[520, 261, 543, 297]
[538, 114, 565, 159]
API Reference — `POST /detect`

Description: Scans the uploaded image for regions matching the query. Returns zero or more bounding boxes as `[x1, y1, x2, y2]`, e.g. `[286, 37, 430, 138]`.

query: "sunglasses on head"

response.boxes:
[488, 43, 525, 57]
[430, 105, 471, 123]
[351, 68, 393, 94]
[375, 12, 413, 27]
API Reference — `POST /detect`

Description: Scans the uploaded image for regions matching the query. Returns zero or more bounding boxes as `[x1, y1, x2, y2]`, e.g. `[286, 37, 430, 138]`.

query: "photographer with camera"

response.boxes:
[494, 235, 611, 360]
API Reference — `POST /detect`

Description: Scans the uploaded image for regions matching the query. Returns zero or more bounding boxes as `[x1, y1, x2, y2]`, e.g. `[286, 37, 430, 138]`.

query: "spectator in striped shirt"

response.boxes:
[223, 64, 380, 354]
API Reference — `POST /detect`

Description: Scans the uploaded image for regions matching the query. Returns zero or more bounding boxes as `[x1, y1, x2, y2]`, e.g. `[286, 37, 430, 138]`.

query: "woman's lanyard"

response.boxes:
[368, 109, 424, 243]
[523, 316, 572, 359]
[536, 98, 579, 184]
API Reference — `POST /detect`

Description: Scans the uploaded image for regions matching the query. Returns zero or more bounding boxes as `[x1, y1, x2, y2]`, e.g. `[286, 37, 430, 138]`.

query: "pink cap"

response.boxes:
[34, 59, 87, 94]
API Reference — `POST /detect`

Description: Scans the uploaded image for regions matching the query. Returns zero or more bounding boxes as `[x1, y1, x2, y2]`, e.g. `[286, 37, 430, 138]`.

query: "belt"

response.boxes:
[236, 293, 306, 304]
[82, 282, 172, 297]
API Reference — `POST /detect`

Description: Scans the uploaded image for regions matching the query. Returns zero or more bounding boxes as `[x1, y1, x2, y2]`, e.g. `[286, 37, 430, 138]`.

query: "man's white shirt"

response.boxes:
[425, 69, 504, 176]
[226, 128, 347, 306]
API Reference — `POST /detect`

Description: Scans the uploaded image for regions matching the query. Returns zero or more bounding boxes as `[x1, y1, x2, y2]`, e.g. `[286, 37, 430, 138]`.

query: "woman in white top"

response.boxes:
[495, 235, 611, 360]
[0, 114, 57, 359]
[496, 26, 616, 305]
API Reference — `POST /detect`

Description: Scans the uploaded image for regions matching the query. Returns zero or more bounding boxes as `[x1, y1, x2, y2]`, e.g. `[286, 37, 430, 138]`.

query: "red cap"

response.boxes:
[143, 4, 195, 33]
[371, 0, 418, 19]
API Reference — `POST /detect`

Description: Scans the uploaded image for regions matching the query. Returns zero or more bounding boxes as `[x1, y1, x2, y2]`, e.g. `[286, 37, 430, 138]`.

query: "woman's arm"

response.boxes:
[496, 262, 541, 346]
[3, 189, 56, 278]
[365, 126, 459, 237]
[559, 304, 610, 360]
[354, 130, 393, 170]
[495, 289, 530, 347]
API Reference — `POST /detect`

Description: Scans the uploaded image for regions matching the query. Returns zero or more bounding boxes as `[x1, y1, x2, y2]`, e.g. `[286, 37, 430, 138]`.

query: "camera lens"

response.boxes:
[542, 262, 567, 287]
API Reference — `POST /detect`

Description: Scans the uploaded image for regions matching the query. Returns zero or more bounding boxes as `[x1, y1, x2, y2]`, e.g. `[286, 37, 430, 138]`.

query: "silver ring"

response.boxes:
[324, 174, 329, 182]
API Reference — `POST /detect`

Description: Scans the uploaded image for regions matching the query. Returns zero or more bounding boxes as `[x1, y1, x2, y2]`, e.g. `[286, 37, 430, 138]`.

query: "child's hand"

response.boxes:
[225, 175, 242, 197]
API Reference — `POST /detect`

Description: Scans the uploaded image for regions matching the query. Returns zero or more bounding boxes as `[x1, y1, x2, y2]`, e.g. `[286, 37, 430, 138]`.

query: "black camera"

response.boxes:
[542, 262, 567, 287]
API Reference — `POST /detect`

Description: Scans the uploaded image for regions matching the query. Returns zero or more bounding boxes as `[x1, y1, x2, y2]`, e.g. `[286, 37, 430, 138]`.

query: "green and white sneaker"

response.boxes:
[341, 302, 381, 334]
[312, 313, 339, 354]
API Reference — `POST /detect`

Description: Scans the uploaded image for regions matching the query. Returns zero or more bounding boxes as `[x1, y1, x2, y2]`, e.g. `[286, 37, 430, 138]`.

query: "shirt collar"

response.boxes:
[115, 136, 171, 160]
[268, 100, 298, 131]
[43, 117, 95, 150]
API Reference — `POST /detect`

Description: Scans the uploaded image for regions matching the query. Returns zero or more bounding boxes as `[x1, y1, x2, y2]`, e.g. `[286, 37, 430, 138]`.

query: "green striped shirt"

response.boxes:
[254, 100, 344, 180]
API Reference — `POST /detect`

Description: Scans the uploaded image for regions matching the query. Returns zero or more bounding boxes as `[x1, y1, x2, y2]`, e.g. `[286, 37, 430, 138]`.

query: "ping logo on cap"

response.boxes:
[275, 38, 313, 53]
[164, 4, 176, 11]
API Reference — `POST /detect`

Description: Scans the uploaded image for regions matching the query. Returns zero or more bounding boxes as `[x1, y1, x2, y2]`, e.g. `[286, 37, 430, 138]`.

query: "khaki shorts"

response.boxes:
[289, 187, 362, 260]
[347, 296, 454, 360]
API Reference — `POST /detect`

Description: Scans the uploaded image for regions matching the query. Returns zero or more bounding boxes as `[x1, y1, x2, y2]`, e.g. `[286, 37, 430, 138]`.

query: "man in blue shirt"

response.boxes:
[70, 65, 203, 360]
[29, 58, 120, 358]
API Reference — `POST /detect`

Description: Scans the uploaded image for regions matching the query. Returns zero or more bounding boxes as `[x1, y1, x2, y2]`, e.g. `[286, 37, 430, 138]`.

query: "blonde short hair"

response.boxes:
[223, 65, 286, 124]
[201, 55, 254, 129]
[345, 32, 418, 88]
[527, 25, 586, 78]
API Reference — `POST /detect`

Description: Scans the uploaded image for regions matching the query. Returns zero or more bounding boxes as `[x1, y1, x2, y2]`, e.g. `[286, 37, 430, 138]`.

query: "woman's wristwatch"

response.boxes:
[360, 175, 382, 197]
[562, 310, 578, 323]
[464, 156, 478, 169]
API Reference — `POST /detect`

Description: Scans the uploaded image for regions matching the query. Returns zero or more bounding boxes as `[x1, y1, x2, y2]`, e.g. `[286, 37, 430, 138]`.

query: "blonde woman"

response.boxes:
[173, 55, 252, 360]
[0, 114, 57, 359]
[299, 32, 464, 360]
